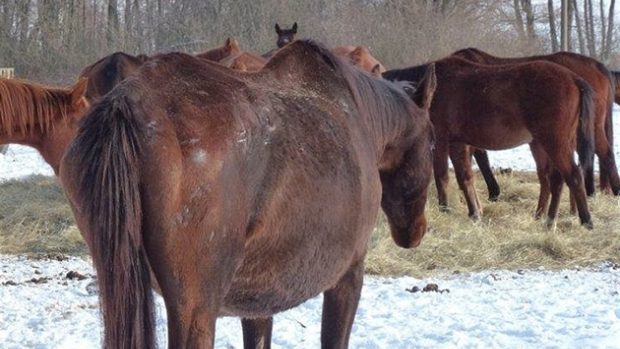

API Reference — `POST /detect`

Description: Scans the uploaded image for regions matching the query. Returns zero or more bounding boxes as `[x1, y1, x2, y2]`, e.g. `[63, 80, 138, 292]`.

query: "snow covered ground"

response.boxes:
[1, 255, 619, 349]
[0, 109, 619, 348]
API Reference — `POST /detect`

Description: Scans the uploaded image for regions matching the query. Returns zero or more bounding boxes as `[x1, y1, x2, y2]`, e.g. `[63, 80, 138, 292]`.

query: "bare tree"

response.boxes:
[548, 0, 559, 52]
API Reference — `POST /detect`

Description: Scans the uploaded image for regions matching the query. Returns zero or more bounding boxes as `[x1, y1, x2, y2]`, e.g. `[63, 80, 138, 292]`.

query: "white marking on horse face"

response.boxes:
[192, 149, 208, 165]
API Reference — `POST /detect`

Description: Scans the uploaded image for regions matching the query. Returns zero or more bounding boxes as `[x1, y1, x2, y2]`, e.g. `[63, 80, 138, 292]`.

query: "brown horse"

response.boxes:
[384, 57, 595, 228]
[79, 52, 148, 101]
[222, 51, 268, 72]
[453, 48, 619, 197]
[0, 78, 89, 174]
[60, 40, 435, 348]
[332, 46, 386, 77]
[195, 37, 242, 62]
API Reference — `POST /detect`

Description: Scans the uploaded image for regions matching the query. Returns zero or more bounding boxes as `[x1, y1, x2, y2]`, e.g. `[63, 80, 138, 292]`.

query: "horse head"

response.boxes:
[379, 65, 436, 248]
[275, 22, 298, 48]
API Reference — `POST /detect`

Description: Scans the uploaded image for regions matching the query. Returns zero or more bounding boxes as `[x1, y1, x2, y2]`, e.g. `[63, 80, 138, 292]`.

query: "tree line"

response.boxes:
[0, 0, 617, 84]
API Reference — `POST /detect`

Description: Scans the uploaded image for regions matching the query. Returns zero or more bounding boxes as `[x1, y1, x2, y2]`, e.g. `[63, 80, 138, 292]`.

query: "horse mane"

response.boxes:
[268, 40, 419, 143]
[0, 79, 71, 136]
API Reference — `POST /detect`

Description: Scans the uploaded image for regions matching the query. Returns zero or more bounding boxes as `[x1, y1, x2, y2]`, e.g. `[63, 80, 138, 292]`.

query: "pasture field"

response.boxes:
[1, 171, 618, 277]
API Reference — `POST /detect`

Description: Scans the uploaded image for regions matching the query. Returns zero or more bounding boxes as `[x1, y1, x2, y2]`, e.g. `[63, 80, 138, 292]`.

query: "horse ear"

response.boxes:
[275, 23, 281, 34]
[371, 64, 382, 77]
[71, 78, 90, 108]
[349, 46, 365, 63]
[419, 63, 437, 110]
[292, 22, 298, 33]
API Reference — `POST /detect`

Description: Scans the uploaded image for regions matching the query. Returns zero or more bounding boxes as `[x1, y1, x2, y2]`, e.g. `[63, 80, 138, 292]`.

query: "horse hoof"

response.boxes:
[439, 205, 451, 213]
[581, 221, 594, 230]
[469, 213, 481, 222]
[488, 194, 499, 202]
[545, 217, 557, 230]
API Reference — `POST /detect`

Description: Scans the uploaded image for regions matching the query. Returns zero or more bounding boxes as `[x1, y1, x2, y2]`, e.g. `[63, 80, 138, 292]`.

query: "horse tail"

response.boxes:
[63, 95, 155, 348]
[605, 69, 615, 165]
[575, 78, 596, 195]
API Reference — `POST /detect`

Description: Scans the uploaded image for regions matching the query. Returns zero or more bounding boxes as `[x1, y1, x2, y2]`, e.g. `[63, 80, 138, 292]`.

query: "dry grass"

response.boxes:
[366, 171, 620, 277]
[0, 176, 86, 255]
[0, 173, 618, 276]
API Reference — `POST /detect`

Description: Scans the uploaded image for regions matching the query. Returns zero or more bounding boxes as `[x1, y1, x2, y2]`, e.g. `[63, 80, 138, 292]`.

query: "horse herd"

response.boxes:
[0, 22, 619, 348]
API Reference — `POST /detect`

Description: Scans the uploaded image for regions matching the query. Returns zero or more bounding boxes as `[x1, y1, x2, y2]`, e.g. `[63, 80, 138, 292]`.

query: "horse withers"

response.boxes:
[60, 40, 435, 348]
[384, 57, 595, 229]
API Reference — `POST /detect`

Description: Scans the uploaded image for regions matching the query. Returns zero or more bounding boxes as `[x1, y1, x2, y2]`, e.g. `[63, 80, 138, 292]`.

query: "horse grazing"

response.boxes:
[452, 48, 619, 197]
[79, 52, 148, 101]
[332, 46, 386, 77]
[384, 57, 595, 228]
[60, 40, 435, 348]
[0, 78, 89, 174]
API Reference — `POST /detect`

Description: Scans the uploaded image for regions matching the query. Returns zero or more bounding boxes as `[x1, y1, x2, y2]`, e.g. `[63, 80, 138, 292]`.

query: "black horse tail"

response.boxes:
[575, 78, 596, 196]
[61, 94, 155, 348]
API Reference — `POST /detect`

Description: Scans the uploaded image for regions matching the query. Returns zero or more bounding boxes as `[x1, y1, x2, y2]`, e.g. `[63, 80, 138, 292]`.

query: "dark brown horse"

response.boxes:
[80, 38, 244, 101]
[263, 22, 298, 58]
[60, 40, 435, 348]
[612, 70, 620, 104]
[384, 57, 595, 228]
[79, 52, 148, 101]
[453, 48, 619, 197]
[0, 78, 89, 174]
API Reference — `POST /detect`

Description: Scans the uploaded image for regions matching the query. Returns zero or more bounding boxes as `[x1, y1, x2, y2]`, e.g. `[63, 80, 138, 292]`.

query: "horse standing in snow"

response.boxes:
[60, 41, 436, 348]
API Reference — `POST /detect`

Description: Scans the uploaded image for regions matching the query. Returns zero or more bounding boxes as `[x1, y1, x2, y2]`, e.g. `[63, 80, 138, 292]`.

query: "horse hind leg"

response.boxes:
[530, 142, 551, 219]
[242, 317, 273, 349]
[450, 143, 482, 220]
[473, 148, 501, 201]
[545, 169, 564, 229]
[321, 259, 364, 349]
[433, 140, 451, 212]
[548, 155, 593, 229]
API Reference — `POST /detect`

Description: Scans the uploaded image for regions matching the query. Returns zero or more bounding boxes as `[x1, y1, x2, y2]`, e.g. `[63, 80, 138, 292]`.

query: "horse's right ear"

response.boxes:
[292, 22, 298, 33]
[275, 23, 281, 34]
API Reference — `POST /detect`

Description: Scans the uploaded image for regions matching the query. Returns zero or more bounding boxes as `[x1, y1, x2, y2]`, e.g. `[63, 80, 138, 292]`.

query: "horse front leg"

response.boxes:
[450, 142, 482, 220]
[320, 259, 364, 349]
[242, 317, 273, 349]
[433, 140, 450, 212]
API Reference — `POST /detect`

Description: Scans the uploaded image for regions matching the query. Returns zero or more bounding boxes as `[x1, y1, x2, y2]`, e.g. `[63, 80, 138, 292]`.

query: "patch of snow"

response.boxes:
[0, 145, 53, 181]
[1, 255, 619, 348]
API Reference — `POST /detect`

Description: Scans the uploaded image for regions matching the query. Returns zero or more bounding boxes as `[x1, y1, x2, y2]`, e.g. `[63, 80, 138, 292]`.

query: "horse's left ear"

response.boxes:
[371, 64, 382, 77]
[275, 23, 281, 34]
[71, 78, 90, 108]
[419, 63, 437, 110]
[292, 22, 298, 33]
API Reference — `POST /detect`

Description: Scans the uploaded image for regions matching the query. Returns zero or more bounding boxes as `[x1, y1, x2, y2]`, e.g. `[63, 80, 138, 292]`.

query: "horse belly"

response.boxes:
[465, 118, 533, 150]
[221, 173, 380, 318]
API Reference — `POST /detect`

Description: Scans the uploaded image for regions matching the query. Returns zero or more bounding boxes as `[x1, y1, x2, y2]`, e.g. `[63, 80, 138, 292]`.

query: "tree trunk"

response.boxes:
[572, 0, 585, 54]
[521, 0, 535, 41]
[603, 0, 615, 60]
[600, 0, 606, 55]
[107, 0, 119, 47]
[548, 0, 559, 52]
[513, 0, 526, 41]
